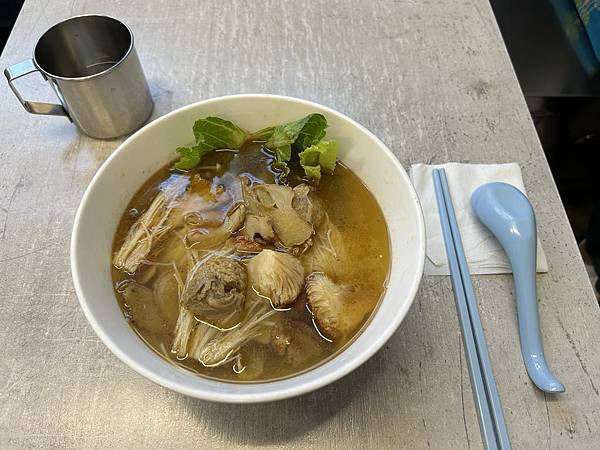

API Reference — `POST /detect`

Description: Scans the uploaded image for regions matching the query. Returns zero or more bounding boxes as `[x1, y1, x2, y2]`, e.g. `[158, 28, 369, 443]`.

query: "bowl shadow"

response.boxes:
[179, 350, 386, 446]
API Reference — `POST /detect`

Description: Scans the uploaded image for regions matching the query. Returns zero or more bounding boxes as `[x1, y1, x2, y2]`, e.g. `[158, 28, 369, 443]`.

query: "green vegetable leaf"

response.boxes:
[193, 117, 248, 149]
[272, 160, 290, 177]
[174, 142, 214, 170]
[249, 126, 275, 141]
[274, 144, 292, 163]
[294, 114, 327, 150]
[271, 145, 291, 177]
[267, 122, 304, 151]
[302, 164, 321, 180]
[174, 117, 249, 170]
[298, 139, 339, 179]
[173, 114, 332, 176]
[265, 113, 327, 158]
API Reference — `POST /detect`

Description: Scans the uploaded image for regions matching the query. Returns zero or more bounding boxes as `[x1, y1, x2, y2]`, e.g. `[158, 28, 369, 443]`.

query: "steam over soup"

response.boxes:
[112, 114, 390, 382]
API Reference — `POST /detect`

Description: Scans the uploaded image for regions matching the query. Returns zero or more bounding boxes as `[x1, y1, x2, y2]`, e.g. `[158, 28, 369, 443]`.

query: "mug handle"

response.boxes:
[4, 59, 69, 117]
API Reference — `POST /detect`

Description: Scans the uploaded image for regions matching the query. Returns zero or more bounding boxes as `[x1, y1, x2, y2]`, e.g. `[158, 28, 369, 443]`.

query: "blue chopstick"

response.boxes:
[437, 169, 511, 449]
[432, 170, 498, 450]
[433, 168, 511, 450]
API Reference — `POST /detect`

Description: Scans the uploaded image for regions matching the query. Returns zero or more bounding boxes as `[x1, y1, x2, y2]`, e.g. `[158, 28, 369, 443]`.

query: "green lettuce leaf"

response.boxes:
[193, 117, 248, 149]
[260, 113, 328, 178]
[274, 144, 292, 164]
[293, 114, 327, 150]
[174, 117, 249, 169]
[174, 142, 214, 170]
[272, 160, 291, 177]
[249, 126, 275, 141]
[265, 113, 327, 160]
[298, 139, 339, 179]
[302, 164, 322, 180]
[173, 114, 332, 176]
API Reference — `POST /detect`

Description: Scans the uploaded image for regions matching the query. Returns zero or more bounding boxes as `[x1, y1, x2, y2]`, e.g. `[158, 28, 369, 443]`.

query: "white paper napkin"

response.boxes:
[410, 163, 548, 276]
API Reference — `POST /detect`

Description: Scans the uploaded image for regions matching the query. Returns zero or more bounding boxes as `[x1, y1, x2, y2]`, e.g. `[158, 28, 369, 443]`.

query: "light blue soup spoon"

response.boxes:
[471, 182, 565, 394]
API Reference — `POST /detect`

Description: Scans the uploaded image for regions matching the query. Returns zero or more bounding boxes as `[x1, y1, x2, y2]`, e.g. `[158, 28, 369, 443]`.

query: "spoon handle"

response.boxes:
[508, 234, 565, 393]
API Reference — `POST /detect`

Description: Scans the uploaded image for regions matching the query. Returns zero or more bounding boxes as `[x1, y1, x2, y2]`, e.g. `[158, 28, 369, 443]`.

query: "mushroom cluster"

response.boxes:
[117, 173, 359, 369]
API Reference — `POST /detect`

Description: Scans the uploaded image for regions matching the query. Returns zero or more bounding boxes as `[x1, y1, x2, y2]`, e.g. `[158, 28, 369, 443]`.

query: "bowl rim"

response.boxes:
[70, 93, 425, 403]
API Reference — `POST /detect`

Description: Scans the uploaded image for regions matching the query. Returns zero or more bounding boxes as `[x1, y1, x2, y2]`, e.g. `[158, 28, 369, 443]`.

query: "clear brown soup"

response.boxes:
[112, 143, 390, 382]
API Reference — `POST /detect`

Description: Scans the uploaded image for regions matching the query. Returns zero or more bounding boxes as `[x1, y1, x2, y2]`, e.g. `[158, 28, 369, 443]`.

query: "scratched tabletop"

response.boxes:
[1, 0, 600, 448]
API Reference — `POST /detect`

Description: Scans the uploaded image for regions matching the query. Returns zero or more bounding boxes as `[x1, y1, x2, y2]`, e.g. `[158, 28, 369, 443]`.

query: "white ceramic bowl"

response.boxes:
[71, 94, 425, 403]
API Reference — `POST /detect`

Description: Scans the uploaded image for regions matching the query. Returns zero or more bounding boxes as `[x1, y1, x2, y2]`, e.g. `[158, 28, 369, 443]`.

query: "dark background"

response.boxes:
[489, 0, 600, 248]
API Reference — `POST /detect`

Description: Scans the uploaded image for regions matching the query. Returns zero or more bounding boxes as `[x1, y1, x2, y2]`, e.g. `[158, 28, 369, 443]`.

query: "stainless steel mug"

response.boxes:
[4, 15, 153, 139]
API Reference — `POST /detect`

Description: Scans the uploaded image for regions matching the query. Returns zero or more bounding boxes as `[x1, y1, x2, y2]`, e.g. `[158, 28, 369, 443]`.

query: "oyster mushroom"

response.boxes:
[284, 320, 327, 367]
[186, 203, 246, 250]
[237, 345, 268, 381]
[305, 272, 354, 340]
[153, 271, 180, 328]
[247, 249, 304, 308]
[242, 214, 276, 243]
[121, 281, 168, 335]
[292, 183, 325, 228]
[240, 176, 264, 216]
[253, 184, 313, 247]
[222, 202, 246, 232]
[182, 255, 247, 329]
[300, 215, 344, 277]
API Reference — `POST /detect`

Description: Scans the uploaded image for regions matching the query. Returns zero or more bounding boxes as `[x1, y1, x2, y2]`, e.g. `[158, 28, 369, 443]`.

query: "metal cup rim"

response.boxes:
[32, 14, 134, 82]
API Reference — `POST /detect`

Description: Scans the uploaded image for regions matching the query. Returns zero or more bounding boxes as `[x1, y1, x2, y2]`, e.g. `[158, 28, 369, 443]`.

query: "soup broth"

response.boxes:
[112, 142, 390, 382]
